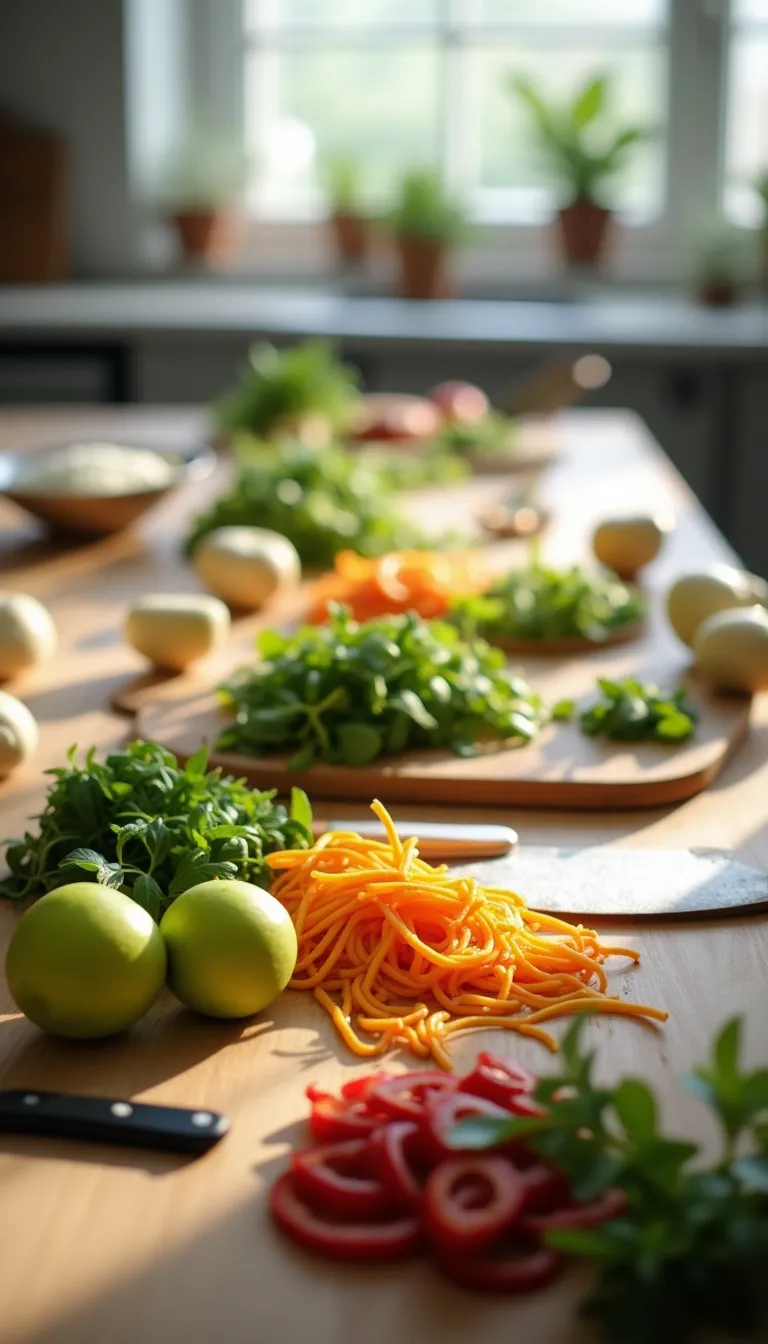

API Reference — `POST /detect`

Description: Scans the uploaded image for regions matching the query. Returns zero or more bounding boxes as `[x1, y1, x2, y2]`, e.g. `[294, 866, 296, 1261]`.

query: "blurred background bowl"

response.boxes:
[0, 441, 217, 536]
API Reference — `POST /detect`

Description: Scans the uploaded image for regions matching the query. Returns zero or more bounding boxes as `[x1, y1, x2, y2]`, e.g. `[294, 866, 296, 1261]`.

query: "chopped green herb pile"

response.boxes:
[436, 410, 518, 456]
[0, 741, 312, 920]
[185, 440, 437, 569]
[453, 563, 644, 643]
[215, 340, 360, 438]
[452, 1015, 768, 1344]
[571, 677, 698, 742]
[217, 605, 547, 769]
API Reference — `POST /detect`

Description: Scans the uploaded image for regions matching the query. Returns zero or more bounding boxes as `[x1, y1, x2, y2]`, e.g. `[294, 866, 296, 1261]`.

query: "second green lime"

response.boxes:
[160, 879, 297, 1019]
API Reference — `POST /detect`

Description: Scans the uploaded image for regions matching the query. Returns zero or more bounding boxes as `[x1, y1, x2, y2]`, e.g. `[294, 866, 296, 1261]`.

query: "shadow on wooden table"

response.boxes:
[0, 997, 269, 1103]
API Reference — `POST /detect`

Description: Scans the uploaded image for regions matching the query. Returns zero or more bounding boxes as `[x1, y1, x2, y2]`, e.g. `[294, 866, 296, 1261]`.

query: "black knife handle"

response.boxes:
[0, 1089, 229, 1155]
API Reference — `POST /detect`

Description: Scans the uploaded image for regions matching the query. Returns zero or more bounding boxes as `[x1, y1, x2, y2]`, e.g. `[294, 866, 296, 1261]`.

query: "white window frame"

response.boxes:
[178, 0, 746, 285]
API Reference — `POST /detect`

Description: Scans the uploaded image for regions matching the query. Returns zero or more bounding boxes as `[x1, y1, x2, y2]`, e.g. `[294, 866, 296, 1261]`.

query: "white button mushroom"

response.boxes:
[0, 593, 58, 679]
[193, 526, 301, 611]
[693, 606, 768, 694]
[125, 594, 231, 673]
[667, 567, 767, 648]
[0, 691, 38, 776]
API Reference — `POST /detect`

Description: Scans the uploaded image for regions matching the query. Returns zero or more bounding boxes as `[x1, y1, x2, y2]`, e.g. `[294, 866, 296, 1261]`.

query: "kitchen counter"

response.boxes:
[0, 406, 767, 1344]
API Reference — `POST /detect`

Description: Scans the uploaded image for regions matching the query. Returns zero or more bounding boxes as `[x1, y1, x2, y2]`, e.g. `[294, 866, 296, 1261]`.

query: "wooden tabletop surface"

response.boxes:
[0, 407, 767, 1344]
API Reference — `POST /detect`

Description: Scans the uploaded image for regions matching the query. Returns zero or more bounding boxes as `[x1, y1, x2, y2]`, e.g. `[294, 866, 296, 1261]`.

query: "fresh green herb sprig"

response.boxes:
[452, 1015, 768, 1344]
[185, 439, 436, 569]
[0, 741, 312, 920]
[217, 605, 547, 769]
[558, 677, 698, 742]
[453, 562, 644, 644]
[215, 340, 360, 438]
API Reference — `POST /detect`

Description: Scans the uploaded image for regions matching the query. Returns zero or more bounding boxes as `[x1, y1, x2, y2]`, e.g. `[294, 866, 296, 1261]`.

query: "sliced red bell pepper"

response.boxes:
[340, 1072, 388, 1103]
[291, 1139, 389, 1218]
[438, 1244, 564, 1294]
[519, 1162, 571, 1214]
[520, 1185, 628, 1236]
[423, 1155, 526, 1255]
[459, 1053, 537, 1110]
[370, 1120, 423, 1209]
[425, 1091, 512, 1161]
[368, 1070, 459, 1125]
[308, 1095, 381, 1144]
[270, 1171, 422, 1262]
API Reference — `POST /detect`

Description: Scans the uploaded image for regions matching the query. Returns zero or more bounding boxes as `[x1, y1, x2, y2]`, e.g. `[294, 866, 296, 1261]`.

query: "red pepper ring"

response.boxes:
[519, 1163, 572, 1214]
[425, 1091, 512, 1161]
[291, 1139, 390, 1218]
[368, 1070, 459, 1124]
[520, 1185, 629, 1236]
[340, 1072, 388, 1103]
[308, 1096, 381, 1144]
[270, 1171, 422, 1263]
[370, 1120, 423, 1209]
[423, 1156, 526, 1255]
[438, 1244, 565, 1295]
[459, 1053, 537, 1109]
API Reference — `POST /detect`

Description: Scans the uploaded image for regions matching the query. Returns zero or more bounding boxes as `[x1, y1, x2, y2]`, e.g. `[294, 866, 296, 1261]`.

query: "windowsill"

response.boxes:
[0, 280, 766, 358]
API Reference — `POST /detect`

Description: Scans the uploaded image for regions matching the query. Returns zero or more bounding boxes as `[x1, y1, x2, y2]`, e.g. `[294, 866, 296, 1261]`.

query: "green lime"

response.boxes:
[5, 882, 166, 1039]
[160, 879, 297, 1019]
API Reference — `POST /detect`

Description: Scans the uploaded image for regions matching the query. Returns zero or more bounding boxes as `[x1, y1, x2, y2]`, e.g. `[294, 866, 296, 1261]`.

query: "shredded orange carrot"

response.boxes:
[267, 800, 667, 1070]
[306, 548, 489, 623]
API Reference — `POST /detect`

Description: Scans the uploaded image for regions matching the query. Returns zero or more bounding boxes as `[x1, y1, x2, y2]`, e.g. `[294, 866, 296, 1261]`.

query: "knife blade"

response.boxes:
[0, 1089, 229, 1155]
[313, 820, 518, 862]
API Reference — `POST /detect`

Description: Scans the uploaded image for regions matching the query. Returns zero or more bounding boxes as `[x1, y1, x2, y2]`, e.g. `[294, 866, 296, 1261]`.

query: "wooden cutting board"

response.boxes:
[454, 847, 768, 918]
[137, 667, 749, 810]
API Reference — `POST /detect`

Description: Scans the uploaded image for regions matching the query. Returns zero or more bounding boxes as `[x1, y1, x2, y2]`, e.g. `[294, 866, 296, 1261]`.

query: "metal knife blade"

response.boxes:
[313, 820, 518, 862]
[0, 1089, 229, 1155]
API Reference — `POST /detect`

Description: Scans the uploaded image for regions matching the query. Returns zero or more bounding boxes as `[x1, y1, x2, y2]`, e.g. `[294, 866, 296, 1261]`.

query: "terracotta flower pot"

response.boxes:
[395, 236, 451, 300]
[330, 211, 368, 263]
[556, 200, 612, 267]
[697, 279, 739, 308]
[171, 209, 242, 263]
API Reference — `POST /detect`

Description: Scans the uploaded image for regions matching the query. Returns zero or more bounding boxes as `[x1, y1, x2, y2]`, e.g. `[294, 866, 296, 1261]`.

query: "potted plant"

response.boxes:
[690, 226, 753, 307]
[324, 158, 368, 265]
[159, 130, 251, 264]
[509, 73, 654, 267]
[390, 169, 466, 300]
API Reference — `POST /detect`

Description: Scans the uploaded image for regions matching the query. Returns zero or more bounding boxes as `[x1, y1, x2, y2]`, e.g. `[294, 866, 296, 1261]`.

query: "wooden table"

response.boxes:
[0, 408, 767, 1344]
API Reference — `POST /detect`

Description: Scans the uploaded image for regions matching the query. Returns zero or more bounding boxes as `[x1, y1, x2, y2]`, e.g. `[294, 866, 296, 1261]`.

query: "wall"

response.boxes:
[0, 0, 140, 275]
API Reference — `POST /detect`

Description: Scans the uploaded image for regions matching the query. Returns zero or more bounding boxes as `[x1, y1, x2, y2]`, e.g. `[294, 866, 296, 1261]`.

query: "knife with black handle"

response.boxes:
[0, 1089, 230, 1155]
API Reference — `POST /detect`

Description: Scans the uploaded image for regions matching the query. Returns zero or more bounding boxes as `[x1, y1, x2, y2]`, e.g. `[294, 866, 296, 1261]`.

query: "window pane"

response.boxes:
[734, 1, 768, 19]
[467, 0, 665, 25]
[245, 47, 439, 213]
[246, 0, 438, 29]
[724, 35, 768, 224]
[473, 46, 665, 214]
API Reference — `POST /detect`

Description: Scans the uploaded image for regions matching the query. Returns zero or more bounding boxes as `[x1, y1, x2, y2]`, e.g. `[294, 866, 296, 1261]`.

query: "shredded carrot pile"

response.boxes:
[267, 801, 667, 1070]
[306, 548, 489, 623]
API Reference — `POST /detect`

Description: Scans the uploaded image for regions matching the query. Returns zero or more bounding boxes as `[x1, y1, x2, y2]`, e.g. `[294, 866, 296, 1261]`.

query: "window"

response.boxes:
[724, 0, 768, 224]
[242, 0, 669, 223]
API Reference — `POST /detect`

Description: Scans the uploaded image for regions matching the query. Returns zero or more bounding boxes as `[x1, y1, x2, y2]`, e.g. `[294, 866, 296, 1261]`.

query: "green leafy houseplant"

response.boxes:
[451, 1015, 768, 1344]
[158, 127, 252, 262]
[509, 72, 654, 264]
[0, 741, 312, 920]
[216, 605, 548, 769]
[323, 158, 369, 263]
[390, 169, 467, 298]
[215, 340, 361, 440]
